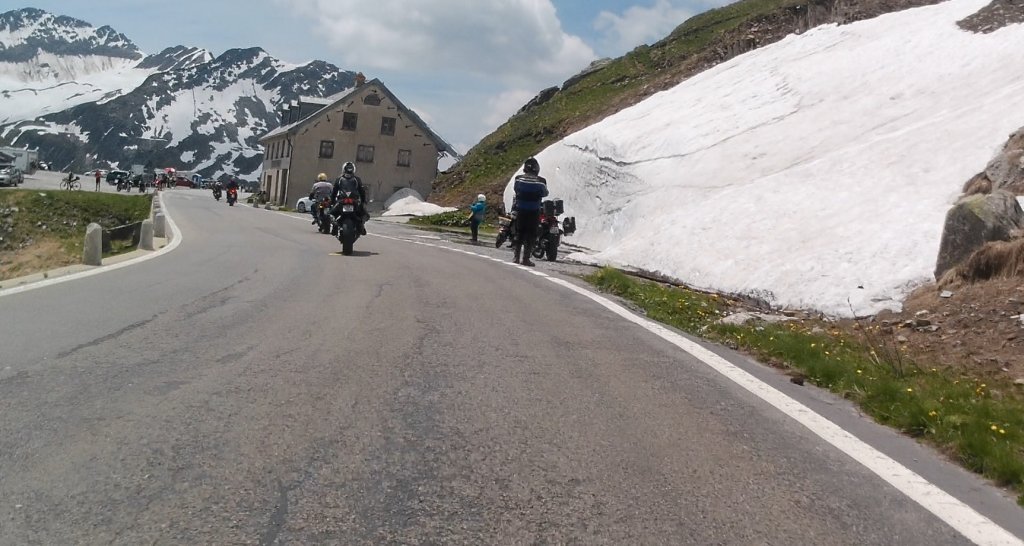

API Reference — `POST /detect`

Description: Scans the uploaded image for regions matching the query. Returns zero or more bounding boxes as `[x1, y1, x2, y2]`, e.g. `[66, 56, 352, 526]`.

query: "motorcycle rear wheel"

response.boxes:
[341, 218, 356, 255]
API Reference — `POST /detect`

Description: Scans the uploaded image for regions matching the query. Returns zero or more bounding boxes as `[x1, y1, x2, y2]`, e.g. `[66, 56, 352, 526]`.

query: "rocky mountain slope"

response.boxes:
[0, 8, 357, 179]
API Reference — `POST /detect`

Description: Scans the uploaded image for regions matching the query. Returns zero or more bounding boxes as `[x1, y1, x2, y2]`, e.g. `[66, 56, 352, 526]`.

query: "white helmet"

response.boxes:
[476, 194, 486, 202]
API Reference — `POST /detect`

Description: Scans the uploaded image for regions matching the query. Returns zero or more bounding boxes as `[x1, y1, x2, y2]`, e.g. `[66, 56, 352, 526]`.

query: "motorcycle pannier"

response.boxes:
[553, 199, 564, 216]
[542, 200, 555, 216]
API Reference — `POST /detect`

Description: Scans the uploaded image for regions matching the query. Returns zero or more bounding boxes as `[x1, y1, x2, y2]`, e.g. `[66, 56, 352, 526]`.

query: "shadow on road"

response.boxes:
[329, 251, 379, 258]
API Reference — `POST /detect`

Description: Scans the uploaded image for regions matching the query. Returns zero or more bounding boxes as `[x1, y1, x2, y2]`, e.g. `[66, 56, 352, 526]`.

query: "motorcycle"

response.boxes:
[331, 178, 364, 255]
[531, 202, 576, 262]
[115, 178, 130, 192]
[213, 187, 222, 201]
[495, 211, 517, 248]
[497, 199, 576, 262]
[226, 188, 238, 206]
[315, 197, 332, 233]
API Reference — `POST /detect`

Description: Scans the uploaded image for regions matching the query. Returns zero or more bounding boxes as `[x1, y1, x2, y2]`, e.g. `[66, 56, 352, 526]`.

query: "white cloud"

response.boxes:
[484, 88, 537, 127]
[282, 0, 596, 89]
[594, 0, 694, 55]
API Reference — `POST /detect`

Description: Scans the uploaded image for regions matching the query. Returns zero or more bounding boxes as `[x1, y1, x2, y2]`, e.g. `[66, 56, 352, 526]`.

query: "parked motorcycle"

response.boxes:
[227, 188, 238, 206]
[495, 211, 517, 248]
[332, 178, 363, 255]
[497, 200, 576, 262]
[530, 200, 575, 262]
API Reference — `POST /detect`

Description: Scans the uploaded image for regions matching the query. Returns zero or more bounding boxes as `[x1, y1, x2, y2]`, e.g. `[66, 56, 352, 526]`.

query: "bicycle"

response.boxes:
[60, 176, 81, 191]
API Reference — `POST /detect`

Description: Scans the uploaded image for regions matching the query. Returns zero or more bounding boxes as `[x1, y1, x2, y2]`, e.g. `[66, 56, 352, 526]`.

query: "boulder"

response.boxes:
[935, 190, 1024, 279]
[960, 127, 1024, 195]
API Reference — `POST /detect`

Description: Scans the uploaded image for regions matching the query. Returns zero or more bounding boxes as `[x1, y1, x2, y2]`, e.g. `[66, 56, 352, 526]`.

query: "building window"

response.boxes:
[342, 112, 358, 131]
[381, 117, 396, 136]
[319, 140, 334, 159]
[363, 94, 381, 106]
[397, 149, 411, 167]
[357, 145, 375, 163]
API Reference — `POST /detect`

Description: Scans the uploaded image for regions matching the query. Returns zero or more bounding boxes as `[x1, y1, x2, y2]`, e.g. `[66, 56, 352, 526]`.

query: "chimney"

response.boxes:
[355, 72, 366, 86]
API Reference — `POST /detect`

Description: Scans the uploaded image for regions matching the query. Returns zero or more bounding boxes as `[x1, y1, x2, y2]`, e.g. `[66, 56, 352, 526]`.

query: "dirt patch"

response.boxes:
[870, 278, 1024, 381]
[958, 0, 1024, 33]
[0, 239, 77, 281]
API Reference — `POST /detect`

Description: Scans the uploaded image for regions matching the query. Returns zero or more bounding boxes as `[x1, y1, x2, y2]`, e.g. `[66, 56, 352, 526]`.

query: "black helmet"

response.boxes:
[342, 162, 355, 175]
[523, 157, 539, 175]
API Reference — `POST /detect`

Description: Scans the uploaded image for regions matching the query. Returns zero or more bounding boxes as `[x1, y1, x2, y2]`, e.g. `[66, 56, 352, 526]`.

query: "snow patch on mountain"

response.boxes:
[508, 0, 1024, 316]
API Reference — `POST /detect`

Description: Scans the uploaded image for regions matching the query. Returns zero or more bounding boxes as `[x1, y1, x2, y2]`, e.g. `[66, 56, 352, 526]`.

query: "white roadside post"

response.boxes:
[83, 223, 103, 266]
[154, 212, 166, 238]
[139, 219, 155, 251]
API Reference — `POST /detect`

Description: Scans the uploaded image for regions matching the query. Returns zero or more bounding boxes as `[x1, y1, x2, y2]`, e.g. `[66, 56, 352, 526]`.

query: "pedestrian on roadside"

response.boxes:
[468, 194, 486, 243]
[94, 169, 101, 191]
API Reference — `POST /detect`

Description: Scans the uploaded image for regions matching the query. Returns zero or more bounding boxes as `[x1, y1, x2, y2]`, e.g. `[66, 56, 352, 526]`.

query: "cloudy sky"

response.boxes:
[26, 0, 727, 153]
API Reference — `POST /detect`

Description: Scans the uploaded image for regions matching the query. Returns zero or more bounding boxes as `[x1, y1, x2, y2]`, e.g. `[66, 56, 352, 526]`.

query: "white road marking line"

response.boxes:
[543, 276, 1021, 546]
[0, 193, 183, 299]
[374, 229, 1022, 546]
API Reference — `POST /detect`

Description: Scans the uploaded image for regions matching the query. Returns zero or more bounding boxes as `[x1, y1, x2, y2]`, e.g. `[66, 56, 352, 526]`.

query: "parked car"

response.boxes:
[106, 170, 130, 184]
[295, 196, 315, 213]
[0, 165, 23, 187]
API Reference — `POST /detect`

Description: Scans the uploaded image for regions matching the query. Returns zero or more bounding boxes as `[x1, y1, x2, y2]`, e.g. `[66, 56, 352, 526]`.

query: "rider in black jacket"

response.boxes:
[331, 162, 368, 234]
[511, 157, 548, 266]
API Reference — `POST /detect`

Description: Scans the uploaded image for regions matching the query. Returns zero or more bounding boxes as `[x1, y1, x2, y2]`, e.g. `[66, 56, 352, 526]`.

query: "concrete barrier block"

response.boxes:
[83, 223, 103, 266]
[139, 219, 155, 250]
[154, 212, 166, 238]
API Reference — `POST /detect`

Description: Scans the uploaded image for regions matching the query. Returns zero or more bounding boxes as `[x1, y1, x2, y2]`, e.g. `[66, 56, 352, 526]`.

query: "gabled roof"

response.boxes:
[258, 79, 460, 158]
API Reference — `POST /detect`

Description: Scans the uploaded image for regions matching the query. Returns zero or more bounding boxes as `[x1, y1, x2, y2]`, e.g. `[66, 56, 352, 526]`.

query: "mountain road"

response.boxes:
[0, 190, 1021, 544]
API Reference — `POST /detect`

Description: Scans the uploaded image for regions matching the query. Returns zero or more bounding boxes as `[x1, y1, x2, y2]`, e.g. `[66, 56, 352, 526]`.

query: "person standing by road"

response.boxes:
[94, 170, 101, 191]
[468, 194, 486, 243]
[511, 158, 548, 266]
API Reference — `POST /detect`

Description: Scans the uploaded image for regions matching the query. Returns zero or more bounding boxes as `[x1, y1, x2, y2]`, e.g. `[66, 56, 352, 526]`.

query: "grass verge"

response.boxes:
[0, 190, 152, 280]
[585, 267, 1024, 506]
[407, 211, 497, 235]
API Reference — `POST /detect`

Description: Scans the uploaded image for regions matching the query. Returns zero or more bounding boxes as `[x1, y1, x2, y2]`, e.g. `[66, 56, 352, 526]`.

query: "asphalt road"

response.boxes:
[1, 191, 1021, 544]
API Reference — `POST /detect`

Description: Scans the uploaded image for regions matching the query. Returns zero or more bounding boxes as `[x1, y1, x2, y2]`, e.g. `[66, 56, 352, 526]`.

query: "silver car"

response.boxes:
[0, 166, 23, 187]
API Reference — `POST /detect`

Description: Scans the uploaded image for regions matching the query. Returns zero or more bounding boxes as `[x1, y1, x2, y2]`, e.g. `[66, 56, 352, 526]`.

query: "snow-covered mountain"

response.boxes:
[507, 0, 1024, 317]
[0, 8, 150, 123]
[0, 8, 357, 179]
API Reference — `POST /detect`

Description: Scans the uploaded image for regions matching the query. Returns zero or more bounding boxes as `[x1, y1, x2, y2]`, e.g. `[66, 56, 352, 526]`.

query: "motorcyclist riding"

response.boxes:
[511, 157, 548, 266]
[331, 162, 369, 235]
[309, 172, 334, 227]
[212, 180, 223, 200]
